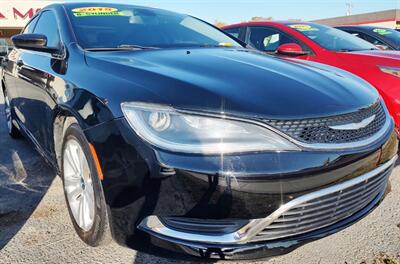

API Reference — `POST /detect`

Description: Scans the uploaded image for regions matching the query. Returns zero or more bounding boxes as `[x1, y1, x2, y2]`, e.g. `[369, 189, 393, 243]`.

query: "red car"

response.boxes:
[223, 22, 400, 131]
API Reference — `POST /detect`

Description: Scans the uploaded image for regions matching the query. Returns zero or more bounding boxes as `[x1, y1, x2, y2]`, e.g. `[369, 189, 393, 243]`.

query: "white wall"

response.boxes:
[359, 20, 397, 29]
[0, 1, 54, 28]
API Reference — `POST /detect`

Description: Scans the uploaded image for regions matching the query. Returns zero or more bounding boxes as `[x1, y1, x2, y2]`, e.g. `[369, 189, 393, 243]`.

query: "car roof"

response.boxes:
[44, 2, 169, 13]
[42, 2, 186, 21]
[223, 21, 316, 29]
[50, 2, 144, 8]
[336, 25, 390, 30]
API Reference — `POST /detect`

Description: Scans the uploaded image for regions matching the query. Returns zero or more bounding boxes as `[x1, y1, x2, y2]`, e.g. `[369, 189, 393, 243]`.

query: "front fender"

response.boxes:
[56, 88, 115, 130]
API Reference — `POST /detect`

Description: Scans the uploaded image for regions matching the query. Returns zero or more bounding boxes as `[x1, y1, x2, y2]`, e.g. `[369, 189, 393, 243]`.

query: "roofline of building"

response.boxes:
[312, 9, 399, 26]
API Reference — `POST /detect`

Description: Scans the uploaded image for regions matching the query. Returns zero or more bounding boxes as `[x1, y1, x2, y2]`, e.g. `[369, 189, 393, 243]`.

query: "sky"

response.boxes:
[58, 0, 400, 24]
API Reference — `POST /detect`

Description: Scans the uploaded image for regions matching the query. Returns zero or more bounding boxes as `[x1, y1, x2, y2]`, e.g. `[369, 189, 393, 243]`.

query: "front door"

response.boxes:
[15, 10, 62, 158]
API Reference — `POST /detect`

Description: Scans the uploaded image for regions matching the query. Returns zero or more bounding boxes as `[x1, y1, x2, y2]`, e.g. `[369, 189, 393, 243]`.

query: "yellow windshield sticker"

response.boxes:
[289, 24, 319, 32]
[218, 42, 234, 47]
[72, 7, 124, 17]
[373, 28, 392, 35]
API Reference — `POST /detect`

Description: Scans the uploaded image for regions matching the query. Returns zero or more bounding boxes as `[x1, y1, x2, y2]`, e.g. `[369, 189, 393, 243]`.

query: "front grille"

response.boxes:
[265, 102, 386, 144]
[251, 166, 391, 242]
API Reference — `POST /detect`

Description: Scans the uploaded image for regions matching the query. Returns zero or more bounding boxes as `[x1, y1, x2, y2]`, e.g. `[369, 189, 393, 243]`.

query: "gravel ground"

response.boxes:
[0, 92, 399, 264]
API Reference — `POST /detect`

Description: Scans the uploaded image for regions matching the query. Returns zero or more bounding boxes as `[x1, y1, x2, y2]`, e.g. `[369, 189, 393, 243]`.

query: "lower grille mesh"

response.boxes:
[251, 167, 391, 242]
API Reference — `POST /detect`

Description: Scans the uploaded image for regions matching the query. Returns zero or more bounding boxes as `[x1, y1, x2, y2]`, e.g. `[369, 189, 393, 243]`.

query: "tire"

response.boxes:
[3, 89, 21, 138]
[61, 123, 111, 246]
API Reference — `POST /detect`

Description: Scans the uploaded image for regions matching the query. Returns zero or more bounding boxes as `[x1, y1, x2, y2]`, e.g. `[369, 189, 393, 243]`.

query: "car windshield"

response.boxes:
[67, 5, 242, 49]
[287, 23, 377, 52]
[370, 27, 400, 44]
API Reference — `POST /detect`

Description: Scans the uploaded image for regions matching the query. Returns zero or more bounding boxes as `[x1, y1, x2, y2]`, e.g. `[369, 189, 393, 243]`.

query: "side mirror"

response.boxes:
[12, 34, 59, 54]
[277, 43, 309, 56]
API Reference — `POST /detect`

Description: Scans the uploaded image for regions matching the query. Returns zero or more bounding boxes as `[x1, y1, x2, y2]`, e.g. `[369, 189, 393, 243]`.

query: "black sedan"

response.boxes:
[1, 3, 398, 260]
[336, 25, 400, 50]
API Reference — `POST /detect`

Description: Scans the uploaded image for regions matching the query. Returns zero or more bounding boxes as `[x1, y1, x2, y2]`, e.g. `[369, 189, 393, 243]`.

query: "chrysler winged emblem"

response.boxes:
[329, 115, 376, 130]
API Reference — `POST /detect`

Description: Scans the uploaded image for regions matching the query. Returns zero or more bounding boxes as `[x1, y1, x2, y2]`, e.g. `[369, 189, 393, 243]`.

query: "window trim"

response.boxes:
[22, 13, 40, 34]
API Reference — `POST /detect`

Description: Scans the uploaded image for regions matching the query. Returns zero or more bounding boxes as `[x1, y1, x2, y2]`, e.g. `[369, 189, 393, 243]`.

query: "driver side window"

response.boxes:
[248, 27, 301, 52]
[225, 27, 242, 40]
[354, 32, 391, 50]
[33, 11, 61, 48]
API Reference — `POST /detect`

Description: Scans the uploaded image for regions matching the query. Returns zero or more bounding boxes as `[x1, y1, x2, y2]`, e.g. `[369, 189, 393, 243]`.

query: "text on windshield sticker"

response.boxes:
[72, 7, 125, 17]
[289, 24, 319, 32]
[373, 28, 392, 35]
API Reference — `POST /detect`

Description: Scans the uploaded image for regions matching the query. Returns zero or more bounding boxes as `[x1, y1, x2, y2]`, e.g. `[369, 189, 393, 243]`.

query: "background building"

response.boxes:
[313, 9, 400, 29]
[0, 0, 53, 50]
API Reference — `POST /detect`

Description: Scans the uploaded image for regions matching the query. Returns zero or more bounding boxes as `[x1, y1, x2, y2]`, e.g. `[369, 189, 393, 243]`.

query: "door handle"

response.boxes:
[16, 60, 24, 67]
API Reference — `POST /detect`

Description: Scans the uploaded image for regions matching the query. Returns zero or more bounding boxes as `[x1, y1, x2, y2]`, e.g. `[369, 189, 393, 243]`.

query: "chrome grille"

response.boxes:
[264, 102, 386, 144]
[251, 166, 391, 242]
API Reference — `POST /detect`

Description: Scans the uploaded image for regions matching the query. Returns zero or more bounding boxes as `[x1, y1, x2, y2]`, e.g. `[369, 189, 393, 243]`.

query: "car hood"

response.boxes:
[85, 48, 379, 119]
[349, 50, 400, 59]
[336, 49, 400, 64]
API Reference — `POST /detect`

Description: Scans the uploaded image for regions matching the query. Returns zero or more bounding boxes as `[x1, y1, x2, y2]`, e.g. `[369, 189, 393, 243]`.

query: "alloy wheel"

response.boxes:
[63, 139, 95, 232]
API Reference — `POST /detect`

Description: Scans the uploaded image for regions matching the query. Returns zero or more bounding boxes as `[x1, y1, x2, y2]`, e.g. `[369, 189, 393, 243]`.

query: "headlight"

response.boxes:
[379, 66, 400, 78]
[121, 102, 300, 154]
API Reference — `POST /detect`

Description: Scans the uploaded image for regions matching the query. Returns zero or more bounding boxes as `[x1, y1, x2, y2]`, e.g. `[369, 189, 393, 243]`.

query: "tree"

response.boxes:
[251, 16, 272, 22]
[214, 20, 227, 28]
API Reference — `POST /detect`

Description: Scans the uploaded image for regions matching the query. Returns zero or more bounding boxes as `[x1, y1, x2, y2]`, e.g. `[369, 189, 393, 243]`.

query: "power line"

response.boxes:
[346, 2, 354, 16]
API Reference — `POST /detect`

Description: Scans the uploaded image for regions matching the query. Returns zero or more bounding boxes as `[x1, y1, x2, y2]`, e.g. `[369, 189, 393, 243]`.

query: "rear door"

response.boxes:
[15, 10, 61, 157]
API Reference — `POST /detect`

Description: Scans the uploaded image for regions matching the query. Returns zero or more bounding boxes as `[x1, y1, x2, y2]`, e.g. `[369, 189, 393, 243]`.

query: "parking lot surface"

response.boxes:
[0, 92, 399, 264]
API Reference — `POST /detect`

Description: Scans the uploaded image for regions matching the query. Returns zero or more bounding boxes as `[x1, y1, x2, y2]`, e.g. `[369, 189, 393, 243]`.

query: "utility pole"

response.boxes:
[346, 2, 353, 16]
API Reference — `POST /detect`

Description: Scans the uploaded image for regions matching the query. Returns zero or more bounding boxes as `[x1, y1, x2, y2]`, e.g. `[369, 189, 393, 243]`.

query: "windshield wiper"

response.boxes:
[84, 44, 159, 52]
[337, 49, 354, 52]
[338, 47, 378, 52]
[198, 44, 223, 48]
[117, 44, 159, 50]
[198, 43, 237, 48]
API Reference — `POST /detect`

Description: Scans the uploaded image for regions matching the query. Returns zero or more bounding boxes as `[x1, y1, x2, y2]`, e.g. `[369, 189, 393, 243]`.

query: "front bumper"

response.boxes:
[137, 155, 396, 260]
[83, 117, 398, 260]
[139, 155, 396, 244]
[138, 186, 389, 260]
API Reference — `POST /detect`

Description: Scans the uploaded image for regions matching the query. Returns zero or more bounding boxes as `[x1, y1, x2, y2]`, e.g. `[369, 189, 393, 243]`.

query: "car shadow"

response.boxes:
[0, 102, 55, 249]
